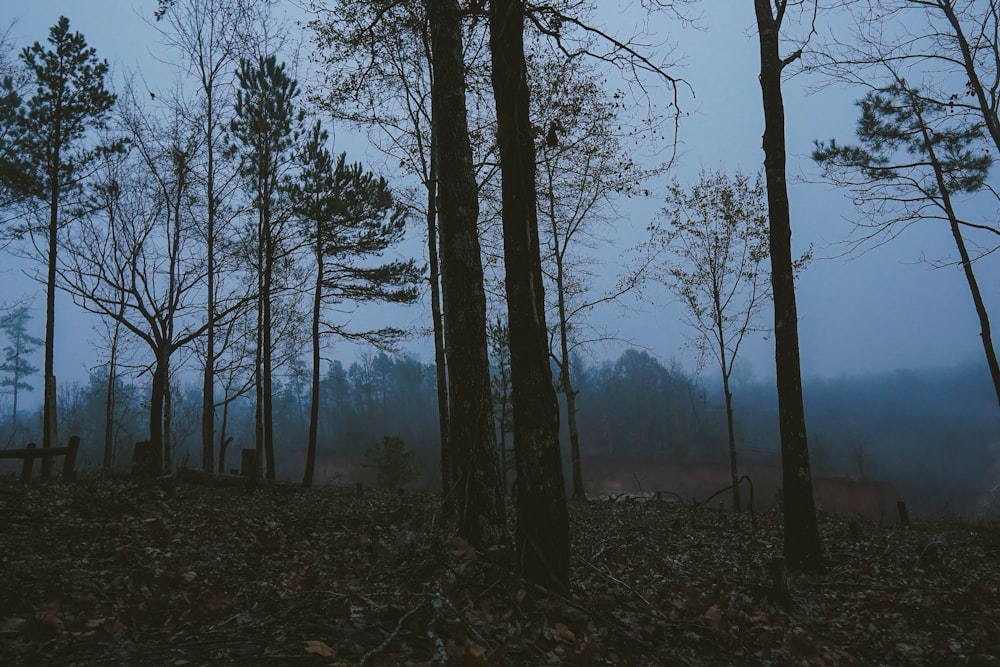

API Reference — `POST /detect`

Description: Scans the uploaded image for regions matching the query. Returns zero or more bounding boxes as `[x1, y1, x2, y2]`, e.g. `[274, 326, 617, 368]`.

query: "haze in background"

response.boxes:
[0, 0, 997, 390]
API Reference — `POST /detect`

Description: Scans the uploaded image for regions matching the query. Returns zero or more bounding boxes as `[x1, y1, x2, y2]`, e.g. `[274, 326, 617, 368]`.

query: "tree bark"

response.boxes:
[304, 243, 323, 487]
[427, 0, 506, 548]
[490, 0, 570, 593]
[202, 93, 217, 474]
[913, 96, 1000, 412]
[427, 162, 454, 516]
[104, 317, 121, 471]
[551, 206, 585, 500]
[754, 0, 823, 572]
[42, 139, 60, 479]
[149, 353, 168, 476]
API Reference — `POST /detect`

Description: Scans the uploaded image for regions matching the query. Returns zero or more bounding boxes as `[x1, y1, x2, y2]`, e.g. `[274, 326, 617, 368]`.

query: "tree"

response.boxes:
[0, 306, 43, 437]
[527, 47, 658, 501]
[753, 0, 824, 572]
[308, 0, 493, 515]
[813, 81, 1000, 408]
[487, 315, 514, 492]
[365, 435, 420, 489]
[646, 169, 777, 511]
[61, 90, 211, 475]
[229, 54, 303, 481]
[287, 120, 422, 488]
[2, 17, 117, 475]
[490, 0, 570, 593]
[153, 0, 265, 474]
[427, 0, 507, 550]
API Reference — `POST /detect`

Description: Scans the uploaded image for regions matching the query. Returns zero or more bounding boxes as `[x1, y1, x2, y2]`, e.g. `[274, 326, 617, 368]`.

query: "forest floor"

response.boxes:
[0, 475, 998, 666]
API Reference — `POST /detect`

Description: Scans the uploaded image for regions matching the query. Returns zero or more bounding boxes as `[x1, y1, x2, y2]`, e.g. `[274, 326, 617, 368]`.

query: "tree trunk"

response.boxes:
[722, 373, 741, 511]
[42, 148, 60, 479]
[104, 318, 120, 471]
[304, 244, 323, 487]
[915, 100, 1000, 411]
[218, 401, 231, 474]
[427, 0, 506, 549]
[552, 208, 585, 500]
[490, 0, 570, 594]
[149, 354, 168, 476]
[428, 167, 453, 516]
[202, 94, 217, 474]
[754, 0, 823, 572]
[262, 211, 276, 481]
[163, 368, 173, 474]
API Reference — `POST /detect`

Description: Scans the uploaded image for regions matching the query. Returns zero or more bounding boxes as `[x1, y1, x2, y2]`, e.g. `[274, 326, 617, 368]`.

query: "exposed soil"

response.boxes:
[0, 475, 998, 666]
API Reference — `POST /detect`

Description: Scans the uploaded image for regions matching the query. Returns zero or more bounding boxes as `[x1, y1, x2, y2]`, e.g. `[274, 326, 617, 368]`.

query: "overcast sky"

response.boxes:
[2, 0, 999, 396]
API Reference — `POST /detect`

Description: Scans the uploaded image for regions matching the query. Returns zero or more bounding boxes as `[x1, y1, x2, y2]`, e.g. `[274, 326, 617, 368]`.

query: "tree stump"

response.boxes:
[131, 440, 157, 477]
[897, 500, 910, 526]
[240, 449, 258, 478]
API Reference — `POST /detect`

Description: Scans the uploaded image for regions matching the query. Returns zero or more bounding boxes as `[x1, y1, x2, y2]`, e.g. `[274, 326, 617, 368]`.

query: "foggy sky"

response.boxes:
[2, 0, 998, 400]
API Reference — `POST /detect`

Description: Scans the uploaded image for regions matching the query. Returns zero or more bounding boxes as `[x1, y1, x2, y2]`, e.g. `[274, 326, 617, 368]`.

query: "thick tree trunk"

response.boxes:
[148, 355, 168, 476]
[490, 0, 570, 594]
[304, 247, 323, 487]
[754, 0, 823, 572]
[163, 368, 173, 474]
[427, 0, 506, 549]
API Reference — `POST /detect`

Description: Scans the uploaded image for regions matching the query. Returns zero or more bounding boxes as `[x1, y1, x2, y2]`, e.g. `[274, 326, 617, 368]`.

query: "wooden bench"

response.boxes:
[0, 435, 80, 482]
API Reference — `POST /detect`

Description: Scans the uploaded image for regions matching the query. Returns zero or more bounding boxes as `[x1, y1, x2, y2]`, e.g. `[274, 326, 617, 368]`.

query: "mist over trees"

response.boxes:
[1, 344, 995, 518]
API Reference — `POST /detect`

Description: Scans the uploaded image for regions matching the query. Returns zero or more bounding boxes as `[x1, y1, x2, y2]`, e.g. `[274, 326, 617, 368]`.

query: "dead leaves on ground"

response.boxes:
[0, 476, 998, 665]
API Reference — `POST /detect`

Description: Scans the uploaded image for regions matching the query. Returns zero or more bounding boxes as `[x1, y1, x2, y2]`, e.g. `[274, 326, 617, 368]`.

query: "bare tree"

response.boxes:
[528, 46, 660, 500]
[153, 0, 265, 474]
[645, 169, 781, 512]
[60, 91, 211, 474]
[2, 17, 118, 475]
[753, 0, 824, 572]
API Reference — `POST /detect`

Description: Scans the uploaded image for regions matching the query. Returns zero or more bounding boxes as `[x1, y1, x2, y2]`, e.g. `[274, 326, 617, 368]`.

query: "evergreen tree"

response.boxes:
[286, 120, 421, 487]
[0, 306, 43, 436]
[2, 17, 117, 472]
[229, 54, 302, 481]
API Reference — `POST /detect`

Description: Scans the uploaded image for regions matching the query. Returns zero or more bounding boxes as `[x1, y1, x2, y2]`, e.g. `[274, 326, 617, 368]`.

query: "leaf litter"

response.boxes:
[0, 475, 998, 665]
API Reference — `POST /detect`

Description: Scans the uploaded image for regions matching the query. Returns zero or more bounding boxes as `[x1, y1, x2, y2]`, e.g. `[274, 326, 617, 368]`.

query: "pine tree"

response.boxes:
[3, 17, 117, 474]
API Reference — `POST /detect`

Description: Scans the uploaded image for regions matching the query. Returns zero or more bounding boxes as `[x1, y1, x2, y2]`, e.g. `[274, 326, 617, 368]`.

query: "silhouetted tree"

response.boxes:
[813, 80, 1000, 411]
[427, 0, 507, 550]
[490, 0, 569, 593]
[287, 120, 421, 487]
[646, 169, 778, 511]
[153, 0, 265, 474]
[230, 54, 303, 481]
[753, 0, 824, 572]
[0, 306, 42, 437]
[3, 17, 117, 475]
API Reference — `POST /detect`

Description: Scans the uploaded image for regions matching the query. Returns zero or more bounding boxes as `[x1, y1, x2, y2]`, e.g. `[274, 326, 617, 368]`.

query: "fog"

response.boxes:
[2, 348, 996, 518]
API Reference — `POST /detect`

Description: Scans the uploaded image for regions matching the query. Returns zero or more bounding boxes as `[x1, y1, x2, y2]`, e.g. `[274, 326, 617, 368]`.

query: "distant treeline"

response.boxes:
[2, 349, 997, 515]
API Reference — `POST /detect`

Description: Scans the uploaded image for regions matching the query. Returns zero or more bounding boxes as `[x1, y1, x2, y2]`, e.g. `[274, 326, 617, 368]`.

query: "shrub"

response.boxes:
[364, 435, 419, 489]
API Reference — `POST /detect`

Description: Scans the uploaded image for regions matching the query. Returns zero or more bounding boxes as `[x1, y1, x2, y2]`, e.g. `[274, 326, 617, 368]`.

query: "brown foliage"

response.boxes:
[0, 476, 997, 665]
